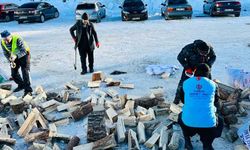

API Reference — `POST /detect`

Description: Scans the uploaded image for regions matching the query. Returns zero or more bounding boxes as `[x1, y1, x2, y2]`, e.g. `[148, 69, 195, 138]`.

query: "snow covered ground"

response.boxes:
[1, 0, 250, 149]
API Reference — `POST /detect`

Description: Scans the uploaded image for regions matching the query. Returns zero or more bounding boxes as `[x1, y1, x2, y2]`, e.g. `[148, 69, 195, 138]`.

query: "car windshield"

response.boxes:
[77, 4, 95, 9]
[19, 3, 39, 8]
[168, 0, 187, 5]
[124, 1, 144, 7]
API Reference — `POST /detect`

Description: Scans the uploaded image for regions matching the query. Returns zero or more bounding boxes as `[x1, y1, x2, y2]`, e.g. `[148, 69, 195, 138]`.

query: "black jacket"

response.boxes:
[177, 42, 216, 70]
[70, 21, 99, 51]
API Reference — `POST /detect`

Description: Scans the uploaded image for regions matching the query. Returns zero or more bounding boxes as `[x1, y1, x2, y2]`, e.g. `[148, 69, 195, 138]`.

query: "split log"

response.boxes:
[24, 130, 49, 142]
[57, 101, 82, 112]
[125, 100, 135, 116]
[168, 132, 180, 150]
[119, 84, 134, 89]
[63, 91, 69, 103]
[137, 122, 146, 144]
[238, 104, 248, 116]
[168, 113, 179, 122]
[241, 88, 250, 99]
[0, 89, 12, 99]
[221, 105, 238, 115]
[0, 84, 12, 91]
[1, 95, 17, 105]
[240, 101, 250, 110]
[40, 100, 60, 109]
[92, 71, 103, 81]
[92, 134, 117, 150]
[53, 118, 70, 126]
[52, 133, 72, 143]
[216, 82, 236, 95]
[0, 137, 16, 145]
[2, 145, 13, 150]
[0, 118, 13, 130]
[35, 85, 45, 95]
[227, 89, 242, 101]
[135, 106, 148, 117]
[88, 81, 101, 88]
[73, 143, 93, 150]
[106, 80, 121, 87]
[148, 108, 156, 120]
[32, 92, 47, 106]
[122, 116, 137, 126]
[150, 88, 164, 98]
[16, 114, 25, 127]
[144, 121, 161, 136]
[144, 133, 160, 148]
[170, 103, 182, 114]
[10, 100, 27, 114]
[128, 129, 140, 150]
[67, 136, 80, 150]
[224, 114, 238, 125]
[134, 95, 164, 109]
[159, 128, 170, 149]
[53, 143, 61, 150]
[49, 123, 57, 137]
[70, 102, 93, 121]
[64, 83, 80, 91]
[116, 117, 126, 143]
[0, 124, 10, 138]
[120, 95, 127, 108]
[139, 114, 153, 122]
[225, 127, 238, 143]
[94, 89, 107, 97]
[106, 107, 118, 123]
[107, 89, 119, 98]
[118, 107, 131, 117]
[23, 94, 33, 104]
[153, 106, 169, 116]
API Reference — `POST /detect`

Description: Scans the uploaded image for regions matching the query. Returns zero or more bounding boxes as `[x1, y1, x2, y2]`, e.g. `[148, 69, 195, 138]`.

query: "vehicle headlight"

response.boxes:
[141, 9, 147, 13]
[123, 11, 130, 14]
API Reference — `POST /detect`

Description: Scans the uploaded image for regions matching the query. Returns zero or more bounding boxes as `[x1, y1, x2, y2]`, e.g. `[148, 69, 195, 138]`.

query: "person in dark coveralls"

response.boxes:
[70, 13, 100, 75]
[173, 40, 216, 104]
[1, 30, 33, 97]
[178, 63, 223, 150]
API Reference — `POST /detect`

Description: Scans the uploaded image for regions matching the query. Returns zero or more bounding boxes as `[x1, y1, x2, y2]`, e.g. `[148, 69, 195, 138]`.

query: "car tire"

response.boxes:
[122, 13, 126, 21]
[235, 13, 240, 17]
[96, 15, 101, 23]
[209, 8, 214, 17]
[54, 11, 59, 18]
[5, 16, 11, 22]
[39, 14, 45, 23]
[187, 15, 192, 19]
[164, 15, 170, 20]
[203, 6, 206, 14]
[18, 20, 23, 24]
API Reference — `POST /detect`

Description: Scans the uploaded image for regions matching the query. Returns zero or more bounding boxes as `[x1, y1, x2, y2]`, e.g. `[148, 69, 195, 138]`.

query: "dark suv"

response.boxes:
[14, 2, 59, 24]
[203, 0, 241, 17]
[119, 0, 148, 21]
[0, 3, 19, 22]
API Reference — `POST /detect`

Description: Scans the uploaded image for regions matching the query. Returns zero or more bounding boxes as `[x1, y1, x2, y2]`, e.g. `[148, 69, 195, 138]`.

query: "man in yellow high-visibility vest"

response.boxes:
[1, 30, 32, 97]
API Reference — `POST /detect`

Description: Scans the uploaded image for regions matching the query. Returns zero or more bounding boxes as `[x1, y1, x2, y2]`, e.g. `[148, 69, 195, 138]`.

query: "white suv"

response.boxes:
[75, 2, 106, 23]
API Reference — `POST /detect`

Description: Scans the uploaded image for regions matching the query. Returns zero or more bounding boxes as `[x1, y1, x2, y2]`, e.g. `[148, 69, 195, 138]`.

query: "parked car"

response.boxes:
[14, 2, 59, 24]
[203, 0, 241, 17]
[0, 3, 19, 22]
[75, 2, 106, 23]
[161, 0, 193, 20]
[119, 0, 148, 21]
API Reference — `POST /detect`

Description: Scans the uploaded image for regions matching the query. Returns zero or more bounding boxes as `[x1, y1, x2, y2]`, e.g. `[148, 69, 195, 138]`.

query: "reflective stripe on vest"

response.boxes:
[1, 35, 30, 54]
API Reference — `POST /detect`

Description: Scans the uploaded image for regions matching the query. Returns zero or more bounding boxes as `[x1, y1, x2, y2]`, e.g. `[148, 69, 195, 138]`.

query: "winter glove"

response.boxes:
[9, 54, 17, 62]
[185, 68, 195, 77]
[96, 42, 100, 48]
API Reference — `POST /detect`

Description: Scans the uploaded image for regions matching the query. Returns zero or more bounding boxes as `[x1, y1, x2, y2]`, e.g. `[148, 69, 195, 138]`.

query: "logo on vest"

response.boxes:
[196, 84, 202, 90]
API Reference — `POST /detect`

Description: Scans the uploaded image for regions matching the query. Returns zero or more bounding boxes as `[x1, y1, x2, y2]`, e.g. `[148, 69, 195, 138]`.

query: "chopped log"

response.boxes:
[29, 142, 46, 150]
[94, 89, 107, 97]
[10, 100, 27, 114]
[168, 132, 180, 150]
[2, 145, 13, 150]
[0, 89, 12, 99]
[168, 113, 179, 122]
[234, 145, 248, 150]
[144, 121, 161, 136]
[227, 89, 242, 101]
[148, 108, 156, 120]
[67, 136, 80, 150]
[73, 143, 93, 150]
[216, 81, 236, 94]
[135, 106, 148, 117]
[0, 124, 10, 138]
[64, 83, 80, 91]
[139, 114, 153, 122]
[46, 92, 60, 101]
[159, 128, 169, 149]
[1, 95, 17, 105]
[125, 100, 135, 116]
[0, 137, 16, 145]
[57, 101, 82, 112]
[144, 133, 160, 148]
[120, 95, 127, 109]
[0, 118, 13, 130]
[49, 123, 57, 137]
[0, 84, 12, 91]
[122, 116, 137, 126]
[88, 81, 101, 88]
[238, 104, 248, 117]
[118, 107, 131, 117]
[24, 130, 49, 142]
[23, 94, 33, 104]
[17, 108, 48, 137]
[225, 127, 238, 143]
[137, 122, 146, 144]
[240, 101, 250, 110]
[128, 129, 140, 150]
[153, 106, 169, 116]
[35, 85, 45, 95]
[170, 103, 182, 114]
[134, 96, 164, 109]
[224, 114, 238, 125]
[150, 88, 164, 98]
[119, 84, 134, 89]
[106, 107, 118, 123]
[92, 134, 117, 150]
[92, 71, 103, 81]
[70, 102, 93, 121]
[53, 118, 70, 126]
[32, 92, 47, 106]
[16, 114, 25, 127]
[221, 105, 238, 115]
[40, 100, 59, 109]
[241, 88, 250, 99]
[52, 133, 72, 143]
[63, 91, 69, 103]
[53, 143, 61, 150]
[116, 117, 126, 143]
[107, 89, 119, 98]
[106, 80, 121, 87]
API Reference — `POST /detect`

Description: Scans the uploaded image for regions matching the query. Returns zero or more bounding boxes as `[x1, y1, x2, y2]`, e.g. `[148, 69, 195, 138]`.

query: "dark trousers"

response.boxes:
[11, 54, 32, 92]
[78, 46, 94, 72]
[178, 113, 223, 149]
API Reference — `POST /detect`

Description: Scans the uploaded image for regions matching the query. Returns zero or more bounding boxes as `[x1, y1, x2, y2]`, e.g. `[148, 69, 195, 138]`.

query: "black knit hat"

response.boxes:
[194, 40, 210, 54]
[82, 13, 89, 20]
[194, 63, 211, 77]
[1, 30, 11, 38]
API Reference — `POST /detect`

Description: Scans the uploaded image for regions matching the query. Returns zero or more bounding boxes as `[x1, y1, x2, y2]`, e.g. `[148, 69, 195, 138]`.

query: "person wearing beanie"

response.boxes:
[1, 30, 33, 97]
[70, 12, 100, 75]
[173, 39, 216, 104]
[178, 63, 223, 150]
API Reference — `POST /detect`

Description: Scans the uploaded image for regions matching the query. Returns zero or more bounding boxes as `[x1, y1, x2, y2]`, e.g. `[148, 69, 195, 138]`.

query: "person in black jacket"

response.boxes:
[173, 40, 216, 104]
[70, 13, 99, 75]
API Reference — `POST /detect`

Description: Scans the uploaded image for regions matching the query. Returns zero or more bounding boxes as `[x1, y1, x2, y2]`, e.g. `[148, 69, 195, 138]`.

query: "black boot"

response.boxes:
[203, 146, 214, 150]
[185, 137, 193, 150]
[80, 70, 87, 75]
[89, 68, 94, 73]
[23, 91, 32, 98]
[13, 85, 24, 92]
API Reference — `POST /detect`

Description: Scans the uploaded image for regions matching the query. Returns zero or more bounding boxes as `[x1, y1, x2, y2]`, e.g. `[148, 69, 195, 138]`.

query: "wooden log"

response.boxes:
[1, 95, 17, 105]
[40, 100, 59, 109]
[144, 133, 160, 148]
[10, 100, 27, 114]
[118, 107, 131, 117]
[159, 128, 170, 149]
[64, 83, 80, 91]
[241, 88, 250, 99]
[150, 88, 164, 98]
[53, 143, 61, 150]
[16, 114, 25, 127]
[32, 92, 47, 106]
[239, 101, 250, 110]
[0, 137, 16, 145]
[148, 108, 156, 120]
[216, 81, 236, 94]
[53, 118, 70, 126]
[122, 116, 137, 126]
[52, 133, 72, 143]
[0, 124, 10, 138]
[168, 113, 179, 122]
[135, 106, 148, 117]
[35, 85, 45, 95]
[119, 84, 134, 89]
[0, 89, 12, 100]
[238, 104, 248, 117]
[2, 145, 13, 150]
[0, 84, 12, 91]
[153, 106, 169, 116]
[168, 132, 180, 150]
[57, 101, 82, 112]
[144, 121, 161, 136]
[73, 143, 93, 150]
[139, 114, 153, 122]
[49, 123, 57, 137]
[88, 81, 101, 88]
[134, 96, 164, 109]
[137, 122, 146, 144]
[221, 105, 238, 115]
[106, 107, 118, 123]
[116, 117, 126, 143]
[224, 114, 238, 125]
[106, 80, 121, 87]
[23, 94, 33, 104]
[70, 102, 93, 121]
[92, 71, 103, 81]
[0, 118, 13, 130]
[125, 100, 135, 116]
[128, 129, 140, 150]
[67, 136, 80, 150]
[170, 103, 182, 114]
[120, 95, 127, 109]
[24, 130, 49, 142]
[92, 134, 117, 150]
[225, 127, 238, 143]
[63, 91, 69, 103]
[107, 89, 119, 98]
